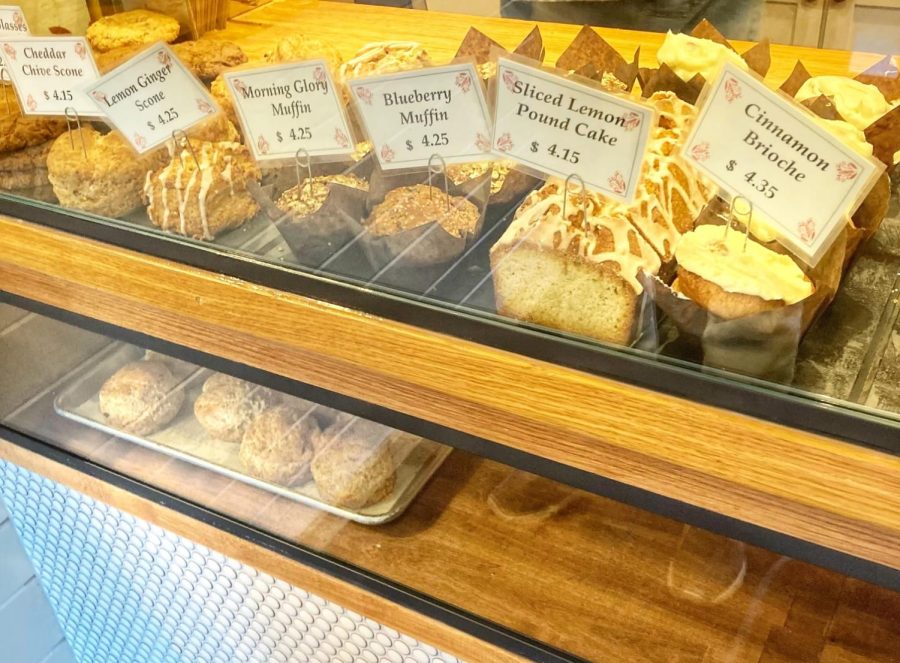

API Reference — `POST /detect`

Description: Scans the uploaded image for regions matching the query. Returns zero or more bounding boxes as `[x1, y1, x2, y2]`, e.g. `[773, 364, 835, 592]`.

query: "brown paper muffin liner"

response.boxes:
[556, 25, 640, 92]
[359, 166, 490, 270]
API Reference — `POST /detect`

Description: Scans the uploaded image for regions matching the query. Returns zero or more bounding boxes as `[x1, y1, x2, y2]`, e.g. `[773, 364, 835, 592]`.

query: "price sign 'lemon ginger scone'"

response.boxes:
[674, 224, 814, 319]
[86, 9, 179, 53]
[47, 126, 164, 218]
[490, 181, 662, 346]
[143, 141, 260, 240]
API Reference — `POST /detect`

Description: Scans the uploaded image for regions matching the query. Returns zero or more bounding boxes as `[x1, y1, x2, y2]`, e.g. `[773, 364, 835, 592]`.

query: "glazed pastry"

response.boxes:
[491, 180, 661, 345]
[366, 184, 480, 239]
[47, 126, 164, 218]
[311, 419, 397, 509]
[194, 373, 280, 443]
[337, 41, 430, 84]
[98, 360, 185, 435]
[265, 35, 343, 75]
[655, 31, 747, 82]
[143, 140, 260, 240]
[0, 94, 66, 154]
[239, 404, 319, 486]
[674, 224, 814, 319]
[795, 76, 892, 130]
[275, 174, 369, 218]
[172, 40, 248, 82]
[86, 9, 179, 53]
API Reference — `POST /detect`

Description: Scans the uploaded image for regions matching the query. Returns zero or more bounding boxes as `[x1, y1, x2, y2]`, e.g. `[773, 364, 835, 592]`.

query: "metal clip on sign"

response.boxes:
[294, 147, 313, 197]
[724, 195, 754, 252]
[427, 153, 449, 211]
[64, 107, 87, 158]
[562, 173, 588, 222]
[172, 129, 201, 169]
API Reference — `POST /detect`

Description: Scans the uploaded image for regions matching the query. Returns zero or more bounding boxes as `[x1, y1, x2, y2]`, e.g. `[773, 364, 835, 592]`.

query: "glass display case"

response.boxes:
[0, 1, 899, 661]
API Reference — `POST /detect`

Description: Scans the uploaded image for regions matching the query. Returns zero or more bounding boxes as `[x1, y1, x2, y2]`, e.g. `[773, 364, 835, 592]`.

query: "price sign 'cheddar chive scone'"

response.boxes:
[86, 9, 179, 53]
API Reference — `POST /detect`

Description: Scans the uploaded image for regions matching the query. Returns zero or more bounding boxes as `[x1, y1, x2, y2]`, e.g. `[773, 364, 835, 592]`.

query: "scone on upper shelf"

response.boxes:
[143, 140, 260, 240]
[98, 360, 185, 436]
[86, 9, 179, 53]
[265, 35, 343, 76]
[490, 180, 662, 345]
[172, 40, 248, 82]
[47, 126, 165, 218]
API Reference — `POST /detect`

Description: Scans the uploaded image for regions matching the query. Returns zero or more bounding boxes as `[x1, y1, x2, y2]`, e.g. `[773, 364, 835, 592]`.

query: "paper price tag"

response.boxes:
[491, 56, 654, 202]
[348, 63, 493, 170]
[0, 6, 28, 35]
[0, 37, 99, 115]
[84, 43, 220, 154]
[682, 61, 885, 265]
[224, 60, 354, 162]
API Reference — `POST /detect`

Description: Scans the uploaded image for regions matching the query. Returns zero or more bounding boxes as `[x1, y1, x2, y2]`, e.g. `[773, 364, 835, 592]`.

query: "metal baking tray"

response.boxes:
[53, 343, 450, 525]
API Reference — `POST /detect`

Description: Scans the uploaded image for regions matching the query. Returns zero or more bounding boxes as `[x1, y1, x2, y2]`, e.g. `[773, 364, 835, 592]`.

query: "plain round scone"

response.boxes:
[87, 10, 179, 52]
[47, 126, 164, 218]
[98, 360, 185, 436]
[239, 405, 319, 486]
[0, 94, 66, 154]
[194, 373, 280, 443]
[311, 419, 397, 509]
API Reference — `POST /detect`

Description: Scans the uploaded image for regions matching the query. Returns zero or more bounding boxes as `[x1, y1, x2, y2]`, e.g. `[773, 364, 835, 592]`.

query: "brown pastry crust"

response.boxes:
[239, 404, 319, 486]
[675, 267, 786, 320]
[143, 140, 260, 240]
[367, 184, 480, 238]
[87, 10, 179, 53]
[265, 35, 343, 75]
[172, 40, 248, 82]
[169, 113, 240, 148]
[98, 360, 185, 435]
[47, 126, 164, 218]
[0, 94, 66, 154]
[194, 373, 279, 443]
[93, 43, 145, 74]
[311, 419, 397, 508]
[209, 75, 237, 126]
[0, 140, 52, 190]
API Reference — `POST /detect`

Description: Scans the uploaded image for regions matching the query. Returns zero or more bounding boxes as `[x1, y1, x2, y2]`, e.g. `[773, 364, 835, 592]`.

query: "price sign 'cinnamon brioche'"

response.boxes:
[143, 140, 260, 240]
[491, 181, 661, 345]
[674, 225, 814, 319]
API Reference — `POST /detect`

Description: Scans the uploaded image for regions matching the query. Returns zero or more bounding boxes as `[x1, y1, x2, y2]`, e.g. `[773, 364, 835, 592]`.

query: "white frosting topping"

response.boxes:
[656, 31, 748, 82]
[676, 224, 813, 304]
[796, 76, 891, 130]
[338, 41, 429, 82]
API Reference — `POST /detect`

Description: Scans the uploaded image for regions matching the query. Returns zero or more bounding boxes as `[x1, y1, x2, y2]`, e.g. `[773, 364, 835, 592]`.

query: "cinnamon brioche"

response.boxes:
[490, 181, 661, 345]
[674, 224, 814, 319]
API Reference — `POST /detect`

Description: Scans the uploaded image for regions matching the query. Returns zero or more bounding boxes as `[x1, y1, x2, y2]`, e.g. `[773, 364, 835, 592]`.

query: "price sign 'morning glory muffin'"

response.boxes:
[348, 62, 493, 170]
[491, 56, 655, 203]
[223, 60, 355, 163]
[682, 61, 885, 266]
[84, 43, 220, 154]
[0, 37, 99, 116]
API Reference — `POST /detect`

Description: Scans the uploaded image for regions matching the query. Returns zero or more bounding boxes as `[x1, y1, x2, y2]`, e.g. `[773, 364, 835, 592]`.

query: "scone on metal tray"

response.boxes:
[0, 94, 66, 155]
[47, 126, 165, 218]
[194, 373, 280, 444]
[172, 40, 248, 82]
[239, 404, 320, 487]
[86, 9, 179, 53]
[311, 419, 397, 509]
[98, 360, 185, 436]
[0, 140, 53, 193]
[143, 140, 260, 240]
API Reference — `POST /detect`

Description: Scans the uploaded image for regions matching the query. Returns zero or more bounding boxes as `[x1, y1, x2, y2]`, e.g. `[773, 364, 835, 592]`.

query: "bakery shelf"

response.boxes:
[1, 304, 899, 663]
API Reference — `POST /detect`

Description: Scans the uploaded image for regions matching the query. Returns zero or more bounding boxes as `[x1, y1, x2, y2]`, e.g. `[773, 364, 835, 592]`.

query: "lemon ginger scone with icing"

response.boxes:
[490, 180, 662, 345]
[47, 126, 164, 218]
[674, 225, 814, 319]
[86, 9, 179, 53]
[143, 141, 260, 240]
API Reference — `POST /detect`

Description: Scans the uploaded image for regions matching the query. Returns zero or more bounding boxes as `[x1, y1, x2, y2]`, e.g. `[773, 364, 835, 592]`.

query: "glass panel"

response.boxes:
[2, 302, 900, 662]
[1, 1, 898, 447]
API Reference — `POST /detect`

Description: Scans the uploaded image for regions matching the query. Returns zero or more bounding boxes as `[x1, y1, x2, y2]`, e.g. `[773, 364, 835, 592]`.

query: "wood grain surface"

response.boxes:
[2, 217, 900, 576]
[2, 424, 899, 663]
